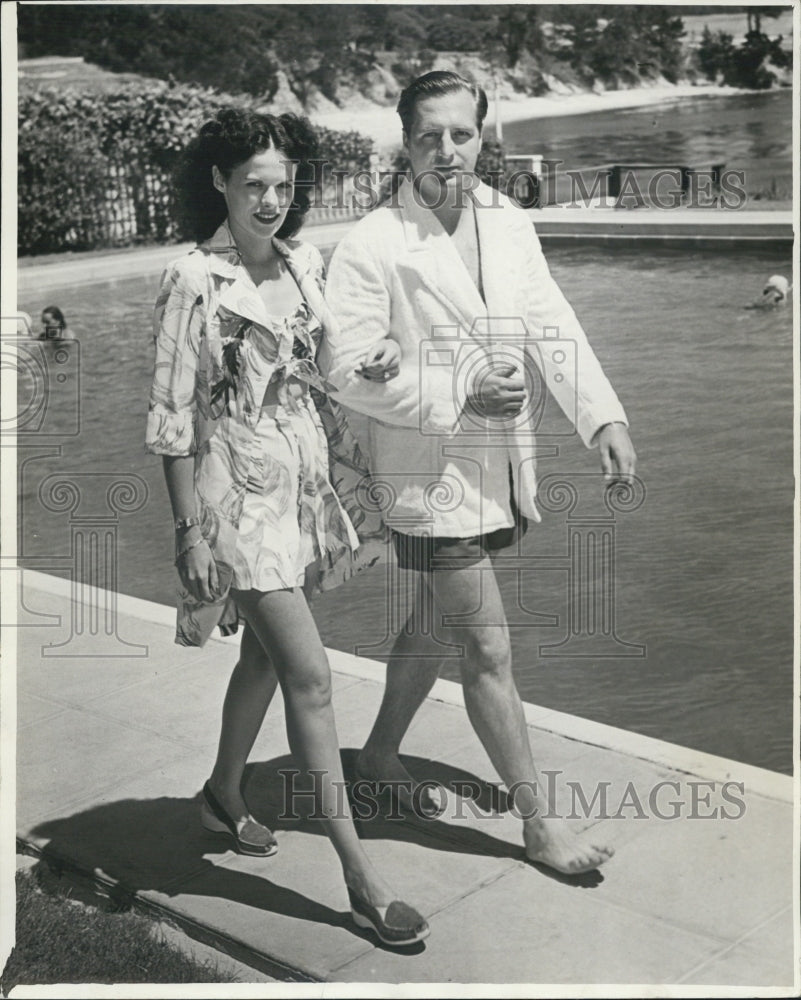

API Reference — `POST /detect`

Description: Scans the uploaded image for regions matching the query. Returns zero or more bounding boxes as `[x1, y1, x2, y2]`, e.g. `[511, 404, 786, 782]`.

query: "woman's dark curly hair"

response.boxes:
[42, 305, 67, 329]
[173, 108, 321, 242]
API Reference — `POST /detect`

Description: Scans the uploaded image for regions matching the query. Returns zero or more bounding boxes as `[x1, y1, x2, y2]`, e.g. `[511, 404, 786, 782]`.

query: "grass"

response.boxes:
[18, 55, 156, 94]
[2, 866, 239, 990]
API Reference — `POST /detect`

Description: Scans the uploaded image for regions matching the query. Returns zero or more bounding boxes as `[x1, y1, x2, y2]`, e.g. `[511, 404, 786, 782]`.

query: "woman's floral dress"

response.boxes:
[146, 221, 385, 647]
[233, 301, 350, 591]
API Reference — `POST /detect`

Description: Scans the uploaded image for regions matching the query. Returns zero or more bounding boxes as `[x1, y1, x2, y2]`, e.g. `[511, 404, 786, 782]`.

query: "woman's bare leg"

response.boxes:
[208, 621, 279, 820]
[233, 586, 395, 904]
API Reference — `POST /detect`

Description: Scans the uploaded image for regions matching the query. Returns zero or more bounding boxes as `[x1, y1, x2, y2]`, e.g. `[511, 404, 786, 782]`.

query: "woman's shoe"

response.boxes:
[347, 888, 430, 947]
[201, 781, 278, 857]
[354, 766, 446, 821]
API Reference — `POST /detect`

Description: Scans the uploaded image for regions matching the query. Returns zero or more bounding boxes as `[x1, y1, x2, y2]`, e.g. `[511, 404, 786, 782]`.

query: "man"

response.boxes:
[321, 71, 636, 874]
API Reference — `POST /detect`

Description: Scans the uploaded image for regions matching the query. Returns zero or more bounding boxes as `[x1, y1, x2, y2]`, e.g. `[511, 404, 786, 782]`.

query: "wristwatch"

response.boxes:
[174, 516, 200, 531]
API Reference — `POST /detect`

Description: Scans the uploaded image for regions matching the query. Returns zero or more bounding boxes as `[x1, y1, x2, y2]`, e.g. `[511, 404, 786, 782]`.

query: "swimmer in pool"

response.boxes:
[745, 275, 791, 310]
[40, 306, 76, 341]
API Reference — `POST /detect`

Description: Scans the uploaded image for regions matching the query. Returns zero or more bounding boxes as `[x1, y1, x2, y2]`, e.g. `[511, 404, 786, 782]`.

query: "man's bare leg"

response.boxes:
[357, 570, 446, 813]
[423, 557, 614, 875]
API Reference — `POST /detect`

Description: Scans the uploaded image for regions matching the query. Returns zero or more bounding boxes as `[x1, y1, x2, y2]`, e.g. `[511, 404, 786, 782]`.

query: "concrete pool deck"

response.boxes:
[16, 207, 793, 298]
[9, 569, 798, 988]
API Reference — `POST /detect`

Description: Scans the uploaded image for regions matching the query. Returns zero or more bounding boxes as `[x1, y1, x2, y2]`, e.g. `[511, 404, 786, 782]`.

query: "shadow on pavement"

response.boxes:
[26, 747, 601, 933]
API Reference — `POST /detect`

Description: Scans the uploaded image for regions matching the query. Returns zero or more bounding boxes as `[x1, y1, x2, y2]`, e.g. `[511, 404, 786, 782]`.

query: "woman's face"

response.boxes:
[212, 145, 297, 247]
[41, 311, 60, 335]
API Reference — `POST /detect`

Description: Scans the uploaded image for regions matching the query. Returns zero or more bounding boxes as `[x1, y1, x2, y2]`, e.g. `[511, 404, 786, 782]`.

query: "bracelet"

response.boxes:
[174, 535, 207, 565]
[174, 516, 200, 531]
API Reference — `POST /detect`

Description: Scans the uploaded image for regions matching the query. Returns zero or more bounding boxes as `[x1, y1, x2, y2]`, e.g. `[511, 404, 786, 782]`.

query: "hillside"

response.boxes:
[17, 4, 793, 117]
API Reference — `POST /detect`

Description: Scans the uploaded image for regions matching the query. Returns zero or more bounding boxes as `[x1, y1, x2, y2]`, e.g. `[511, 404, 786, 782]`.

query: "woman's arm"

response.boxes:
[162, 455, 219, 604]
[146, 262, 204, 457]
[147, 260, 218, 603]
[320, 227, 477, 434]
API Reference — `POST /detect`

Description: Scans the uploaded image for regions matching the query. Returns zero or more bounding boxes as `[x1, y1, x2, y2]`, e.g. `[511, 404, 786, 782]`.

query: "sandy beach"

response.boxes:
[311, 82, 745, 153]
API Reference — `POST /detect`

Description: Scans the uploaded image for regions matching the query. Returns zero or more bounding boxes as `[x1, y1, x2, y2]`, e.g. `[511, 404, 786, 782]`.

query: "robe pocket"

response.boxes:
[366, 421, 449, 524]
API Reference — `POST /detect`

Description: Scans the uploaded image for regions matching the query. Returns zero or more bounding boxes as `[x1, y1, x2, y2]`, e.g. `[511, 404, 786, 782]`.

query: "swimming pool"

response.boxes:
[505, 90, 794, 203]
[18, 241, 794, 774]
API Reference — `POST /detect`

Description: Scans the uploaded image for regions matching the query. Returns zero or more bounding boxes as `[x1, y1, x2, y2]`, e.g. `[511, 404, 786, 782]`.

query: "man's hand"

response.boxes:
[467, 362, 526, 420]
[357, 340, 401, 382]
[596, 422, 637, 482]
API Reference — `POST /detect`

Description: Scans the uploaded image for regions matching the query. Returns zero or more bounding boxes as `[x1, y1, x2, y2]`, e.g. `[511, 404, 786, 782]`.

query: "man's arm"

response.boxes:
[519, 222, 635, 478]
[521, 226, 629, 438]
[320, 226, 475, 435]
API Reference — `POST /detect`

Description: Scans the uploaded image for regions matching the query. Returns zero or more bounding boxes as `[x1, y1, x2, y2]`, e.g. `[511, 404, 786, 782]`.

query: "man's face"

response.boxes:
[403, 90, 482, 206]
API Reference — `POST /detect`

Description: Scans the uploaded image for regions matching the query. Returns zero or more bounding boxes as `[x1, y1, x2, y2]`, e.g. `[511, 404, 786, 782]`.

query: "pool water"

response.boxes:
[19, 241, 794, 774]
[505, 90, 793, 202]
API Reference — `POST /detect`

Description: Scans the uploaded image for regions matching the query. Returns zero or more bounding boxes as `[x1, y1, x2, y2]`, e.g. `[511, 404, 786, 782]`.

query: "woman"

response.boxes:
[40, 306, 75, 340]
[145, 108, 426, 947]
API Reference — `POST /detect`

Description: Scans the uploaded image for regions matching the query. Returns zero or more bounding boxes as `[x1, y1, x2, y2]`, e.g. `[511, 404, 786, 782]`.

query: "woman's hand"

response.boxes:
[357, 340, 401, 382]
[176, 530, 219, 603]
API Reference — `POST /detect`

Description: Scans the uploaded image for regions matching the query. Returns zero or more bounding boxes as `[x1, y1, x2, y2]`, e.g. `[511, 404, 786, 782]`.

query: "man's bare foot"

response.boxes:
[355, 749, 445, 818]
[523, 818, 614, 875]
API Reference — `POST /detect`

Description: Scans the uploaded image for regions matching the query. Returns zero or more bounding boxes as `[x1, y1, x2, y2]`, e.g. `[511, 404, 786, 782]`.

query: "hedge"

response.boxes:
[18, 80, 375, 255]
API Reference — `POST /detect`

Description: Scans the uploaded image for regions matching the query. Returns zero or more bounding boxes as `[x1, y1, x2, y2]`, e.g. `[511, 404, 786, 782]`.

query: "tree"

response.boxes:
[697, 26, 735, 81]
[697, 18, 791, 89]
[494, 5, 544, 67]
[426, 13, 486, 52]
[731, 28, 791, 88]
[745, 6, 783, 36]
[555, 7, 686, 87]
[382, 6, 428, 51]
[631, 7, 686, 82]
[18, 4, 369, 100]
[550, 6, 602, 80]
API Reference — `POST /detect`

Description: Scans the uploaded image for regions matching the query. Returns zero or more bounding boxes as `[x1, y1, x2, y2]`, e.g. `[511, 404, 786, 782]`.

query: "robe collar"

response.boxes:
[198, 220, 316, 330]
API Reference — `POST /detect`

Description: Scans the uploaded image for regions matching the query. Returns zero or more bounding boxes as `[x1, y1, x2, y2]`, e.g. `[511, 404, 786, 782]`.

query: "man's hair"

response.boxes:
[396, 71, 488, 134]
